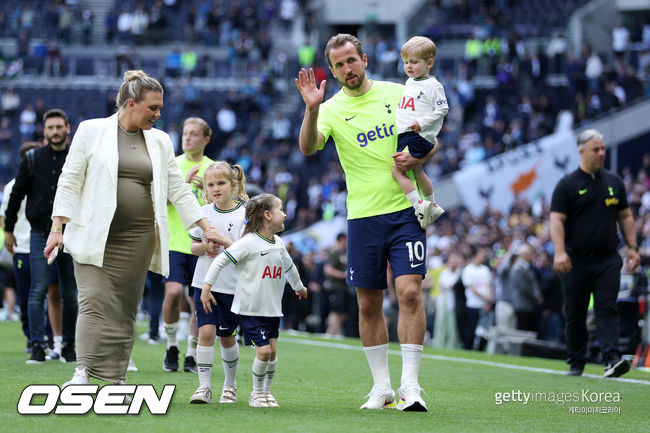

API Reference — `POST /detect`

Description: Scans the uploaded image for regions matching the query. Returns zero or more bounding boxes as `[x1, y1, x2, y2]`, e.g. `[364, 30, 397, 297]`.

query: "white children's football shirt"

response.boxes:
[189, 201, 246, 294]
[203, 232, 303, 317]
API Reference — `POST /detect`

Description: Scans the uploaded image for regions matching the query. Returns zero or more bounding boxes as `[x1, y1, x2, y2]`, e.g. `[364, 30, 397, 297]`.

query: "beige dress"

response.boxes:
[74, 127, 155, 382]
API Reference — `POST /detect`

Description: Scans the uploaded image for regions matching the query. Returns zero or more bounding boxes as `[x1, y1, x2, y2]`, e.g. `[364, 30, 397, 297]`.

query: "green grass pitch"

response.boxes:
[1, 321, 649, 433]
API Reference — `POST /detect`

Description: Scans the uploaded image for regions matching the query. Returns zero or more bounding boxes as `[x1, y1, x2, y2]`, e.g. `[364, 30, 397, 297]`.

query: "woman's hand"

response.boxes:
[44, 232, 63, 261]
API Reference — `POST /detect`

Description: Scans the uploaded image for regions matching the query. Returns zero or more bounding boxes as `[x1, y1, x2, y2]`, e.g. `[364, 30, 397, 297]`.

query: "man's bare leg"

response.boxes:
[357, 287, 396, 409]
[394, 274, 427, 411]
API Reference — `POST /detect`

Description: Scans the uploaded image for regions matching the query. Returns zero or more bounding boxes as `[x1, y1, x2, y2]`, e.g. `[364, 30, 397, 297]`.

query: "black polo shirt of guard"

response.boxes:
[550, 168, 628, 257]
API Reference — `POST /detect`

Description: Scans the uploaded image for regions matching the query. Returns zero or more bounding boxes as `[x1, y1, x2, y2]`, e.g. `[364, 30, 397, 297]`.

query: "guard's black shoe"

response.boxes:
[604, 358, 629, 378]
[567, 365, 583, 376]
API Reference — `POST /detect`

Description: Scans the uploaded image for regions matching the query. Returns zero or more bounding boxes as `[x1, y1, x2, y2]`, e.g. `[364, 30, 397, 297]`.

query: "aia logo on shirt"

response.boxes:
[399, 96, 417, 111]
[262, 266, 282, 279]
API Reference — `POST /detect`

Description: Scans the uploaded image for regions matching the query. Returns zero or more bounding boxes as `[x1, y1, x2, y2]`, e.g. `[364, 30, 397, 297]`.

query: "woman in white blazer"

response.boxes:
[45, 70, 227, 386]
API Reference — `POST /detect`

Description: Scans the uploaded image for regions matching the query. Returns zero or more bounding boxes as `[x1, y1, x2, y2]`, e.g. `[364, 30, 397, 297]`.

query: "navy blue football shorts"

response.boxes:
[164, 251, 198, 296]
[193, 289, 239, 336]
[397, 131, 435, 159]
[346, 207, 426, 290]
[239, 315, 280, 347]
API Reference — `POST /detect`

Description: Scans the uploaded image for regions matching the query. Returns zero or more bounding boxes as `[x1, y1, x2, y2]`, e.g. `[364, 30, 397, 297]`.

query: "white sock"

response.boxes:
[263, 359, 277, 394]
[186, 335, 198, 358]
[424, 193, 435, 202]
[406, 190, 420, 206]
[178, 312, 190, 340]
[196, 345, 214, 388]
[252, 357, 268, 394]
[53, 336, 63, 354]
[400, 344, 423, 387]
[363, 344, 391, 390]
[164, 322, 179, 348]
[221, 344, 239, 387]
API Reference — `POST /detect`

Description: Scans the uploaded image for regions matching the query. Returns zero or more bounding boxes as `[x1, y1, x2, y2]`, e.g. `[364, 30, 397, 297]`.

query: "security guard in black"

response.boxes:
[549, 129, 639, 378]
[550, 168, 627, 256]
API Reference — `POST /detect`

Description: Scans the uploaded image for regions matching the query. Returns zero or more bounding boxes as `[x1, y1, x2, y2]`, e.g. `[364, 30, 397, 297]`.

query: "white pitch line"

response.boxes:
[283, 337, 650, 386]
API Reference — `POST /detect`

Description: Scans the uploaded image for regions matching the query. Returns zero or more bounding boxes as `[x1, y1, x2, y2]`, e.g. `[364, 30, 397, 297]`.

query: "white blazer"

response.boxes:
[52, 113, 202, 276]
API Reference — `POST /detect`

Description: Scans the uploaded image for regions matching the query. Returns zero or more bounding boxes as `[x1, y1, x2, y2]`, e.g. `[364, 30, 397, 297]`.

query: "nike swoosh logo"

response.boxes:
[219, 326, 229, 330]
[578, 189, 587, 195]
[261, 252, 269, 256]
[410, 263, 423, 268]
[345, 116, 356, 121]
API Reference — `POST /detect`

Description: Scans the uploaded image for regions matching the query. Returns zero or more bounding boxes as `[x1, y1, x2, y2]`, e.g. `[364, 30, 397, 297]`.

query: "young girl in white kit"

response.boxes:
[188, 161, 248, 405]
[201, 193, 307, 407]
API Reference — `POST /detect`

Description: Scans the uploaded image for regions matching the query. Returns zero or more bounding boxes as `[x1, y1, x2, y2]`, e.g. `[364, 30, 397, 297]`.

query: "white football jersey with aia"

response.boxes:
[189, 202, 245, 294]
[204, 232, 301, 317]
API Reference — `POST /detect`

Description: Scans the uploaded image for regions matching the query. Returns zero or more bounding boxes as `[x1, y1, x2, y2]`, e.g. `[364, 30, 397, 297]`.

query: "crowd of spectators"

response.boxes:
[106, 0, 282, 52]
[421, 0, 591, 40]
[0, 1, 90, 44]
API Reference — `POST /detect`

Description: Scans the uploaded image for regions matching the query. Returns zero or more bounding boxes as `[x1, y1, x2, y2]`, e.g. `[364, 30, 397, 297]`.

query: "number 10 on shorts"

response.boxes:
[406, 241, 424, 262]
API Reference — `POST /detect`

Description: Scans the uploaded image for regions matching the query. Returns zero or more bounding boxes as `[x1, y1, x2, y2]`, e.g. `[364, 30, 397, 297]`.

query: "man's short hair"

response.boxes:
[336, 232, 347, 241]
[325, 33, 364, 67]
[577, 129, 603, 148]
[43, 108, 69, 126]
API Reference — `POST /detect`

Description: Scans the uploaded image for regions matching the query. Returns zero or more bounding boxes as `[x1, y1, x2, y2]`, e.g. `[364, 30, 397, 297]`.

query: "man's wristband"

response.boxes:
[51, 226, 63, 233]
[628, 245, 638, 251]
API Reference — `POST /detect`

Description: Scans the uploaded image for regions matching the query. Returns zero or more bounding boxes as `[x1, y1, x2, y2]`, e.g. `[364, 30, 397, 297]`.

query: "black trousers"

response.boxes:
[560, 252, 622, 367]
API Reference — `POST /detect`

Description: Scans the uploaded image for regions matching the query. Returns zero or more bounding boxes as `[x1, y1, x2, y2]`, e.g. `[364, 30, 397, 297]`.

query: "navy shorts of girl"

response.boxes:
[347, 207, 426, 290]
[239, 315, 280, 347]
[193, 289, 239, 337]
[397, 131, 435, 159]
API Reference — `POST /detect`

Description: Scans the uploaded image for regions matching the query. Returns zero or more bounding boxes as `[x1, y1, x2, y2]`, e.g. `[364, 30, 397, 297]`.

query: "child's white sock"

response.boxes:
[164, 322, 178, 348]
[406, 190, 420, 206]
[263, 359, 277, 394]
[221, 344, 239, 387]
[252, 357, 269, 394]
[363, 344, 391, 390]
[186, 334, 198, 358]
[400, 344, 423, 387]
[196, 345, 214, 388]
